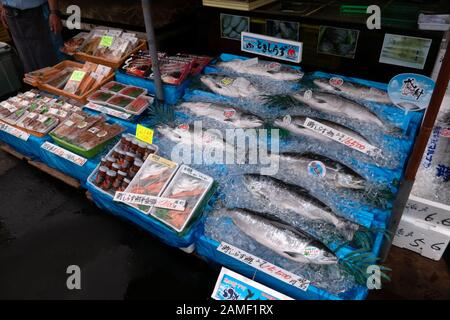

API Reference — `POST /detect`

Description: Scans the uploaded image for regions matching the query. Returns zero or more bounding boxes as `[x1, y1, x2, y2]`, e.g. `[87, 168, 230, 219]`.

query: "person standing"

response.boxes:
[0, 0, 62, 72]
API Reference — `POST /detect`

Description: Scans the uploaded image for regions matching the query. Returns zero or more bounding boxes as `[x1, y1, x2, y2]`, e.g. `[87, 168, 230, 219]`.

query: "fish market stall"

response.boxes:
[0, 0, 449, 302]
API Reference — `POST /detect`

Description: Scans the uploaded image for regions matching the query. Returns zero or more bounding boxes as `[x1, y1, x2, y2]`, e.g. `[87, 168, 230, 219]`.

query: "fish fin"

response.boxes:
[262, 94, 298, 109]
[385, 125, 404, 136]
[148, 101, 175, 126]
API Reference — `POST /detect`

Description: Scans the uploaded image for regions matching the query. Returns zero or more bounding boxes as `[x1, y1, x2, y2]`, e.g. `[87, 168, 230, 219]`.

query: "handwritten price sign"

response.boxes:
[0, 122, 30, 141]
[114, 192, 186, 211]
[303, 118, 381, 156]
[41, 142, 87, 166]
[136, 124, 154, 145]
[217, 242, 310, 291]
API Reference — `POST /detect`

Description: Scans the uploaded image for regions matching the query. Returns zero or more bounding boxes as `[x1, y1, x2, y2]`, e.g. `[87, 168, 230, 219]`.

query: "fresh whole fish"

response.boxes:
[157, 124, 236, 156]
[292, 90, 394, 132]
[178, 102, 264, 129]
[217, 59, 304, 82]
[227, 208, 339, 265]
[277, 152, 366, 190]
[273, 115, 370, 144]
[313, 78, 392, 104]
[243, 174, 359, 240]
[200, 74, 259, 98]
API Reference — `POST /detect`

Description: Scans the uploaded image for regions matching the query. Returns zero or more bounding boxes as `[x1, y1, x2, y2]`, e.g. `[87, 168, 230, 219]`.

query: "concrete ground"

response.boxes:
[0, 149, 449, 300]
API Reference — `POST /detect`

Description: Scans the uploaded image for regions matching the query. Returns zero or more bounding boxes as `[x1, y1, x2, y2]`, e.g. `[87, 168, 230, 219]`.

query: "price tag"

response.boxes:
[69, 70, 86, 82]
[154, 197, 186, 211]
[181, 165, 212, 182]
[84, 102, 131, 120]
[99, 35, 114, 47]
[41, 142, 87, 166]
[0, 122, 29, 141]
[114, 191, 186, 211]
[136, 124, 154, 144]
[303, 118, 381, 156]
[217, 242, 310, 291]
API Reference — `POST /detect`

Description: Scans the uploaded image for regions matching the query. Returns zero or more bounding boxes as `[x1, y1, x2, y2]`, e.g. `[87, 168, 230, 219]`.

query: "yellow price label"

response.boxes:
[136, 124, 154, 145]
[69, 70, 86, 82]
[100, 35, 114, 47]
[220, 77, 234, 86]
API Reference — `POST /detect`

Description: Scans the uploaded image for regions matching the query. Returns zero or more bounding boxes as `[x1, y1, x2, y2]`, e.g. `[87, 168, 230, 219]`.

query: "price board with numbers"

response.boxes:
[393, 195, 450, 260]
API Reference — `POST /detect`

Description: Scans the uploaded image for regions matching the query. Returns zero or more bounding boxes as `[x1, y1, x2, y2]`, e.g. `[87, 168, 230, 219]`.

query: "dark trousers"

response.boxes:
[4, 5, 57, 73]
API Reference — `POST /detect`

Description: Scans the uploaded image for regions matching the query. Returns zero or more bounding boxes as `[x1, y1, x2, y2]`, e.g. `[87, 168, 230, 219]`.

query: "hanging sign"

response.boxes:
[241, 32, 302, 63]
[388, 73, 435, 112]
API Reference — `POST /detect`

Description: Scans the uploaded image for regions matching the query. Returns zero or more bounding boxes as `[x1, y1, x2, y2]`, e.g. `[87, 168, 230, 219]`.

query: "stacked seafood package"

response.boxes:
[166, 53, 426, 299]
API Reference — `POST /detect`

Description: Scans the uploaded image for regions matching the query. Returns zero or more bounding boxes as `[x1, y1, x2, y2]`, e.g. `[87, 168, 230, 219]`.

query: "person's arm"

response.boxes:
[0, 3, 8, 29]
[47, 0, 62, 34]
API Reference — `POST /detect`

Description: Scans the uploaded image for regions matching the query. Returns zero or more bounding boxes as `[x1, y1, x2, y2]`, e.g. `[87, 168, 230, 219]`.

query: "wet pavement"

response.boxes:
[0, 150, 449, 300]
[0, 150, 217, 300]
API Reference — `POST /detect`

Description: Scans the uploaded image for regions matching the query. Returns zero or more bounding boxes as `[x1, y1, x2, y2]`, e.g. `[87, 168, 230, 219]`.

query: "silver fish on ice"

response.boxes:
[200, 74, 259, 98]
[178, 102, 264, 129]
[157, 124, 234, 155]
[273, 115, 370, 144]
[313, 78, 392, 105]
[217, 58, 304, 82]
[277, 152, 366, 190]
[243, 174, 359, 240]
[292, 90, 396, 133]
[227, 208, 339, 265]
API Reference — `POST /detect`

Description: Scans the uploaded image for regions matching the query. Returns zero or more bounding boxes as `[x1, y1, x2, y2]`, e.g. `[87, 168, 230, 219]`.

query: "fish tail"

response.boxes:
[363, 186, 395, 208]
[339, 249, 391, 286]
[384, 124, 404, 136]
[352, 227, 392, 251]
[148, 101, 175, 126]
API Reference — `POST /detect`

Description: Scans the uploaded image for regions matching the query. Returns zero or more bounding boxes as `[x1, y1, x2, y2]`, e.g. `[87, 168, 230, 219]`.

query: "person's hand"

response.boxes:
[0, 6, 8, 29]
[49, 13, 62, 34]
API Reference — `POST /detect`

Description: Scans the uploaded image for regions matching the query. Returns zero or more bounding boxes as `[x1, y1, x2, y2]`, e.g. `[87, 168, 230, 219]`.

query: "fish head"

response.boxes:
[334, 167, 366, 190]
[239, 113, 264, 128]
[243, 174, 270, 200]
[302, 242, 339, 265]
[313, 78, 337, 92]
[157, 125, 184, 143]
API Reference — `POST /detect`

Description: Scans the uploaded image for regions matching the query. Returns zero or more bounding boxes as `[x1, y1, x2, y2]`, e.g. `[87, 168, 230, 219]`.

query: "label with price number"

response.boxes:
[394, 196, 450, 260]
[406, 195, 450, 229]
[217, 242, 310, 291]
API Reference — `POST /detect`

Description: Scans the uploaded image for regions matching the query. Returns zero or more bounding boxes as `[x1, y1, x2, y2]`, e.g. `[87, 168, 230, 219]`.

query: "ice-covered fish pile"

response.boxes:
[156, 56, 427, 297]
